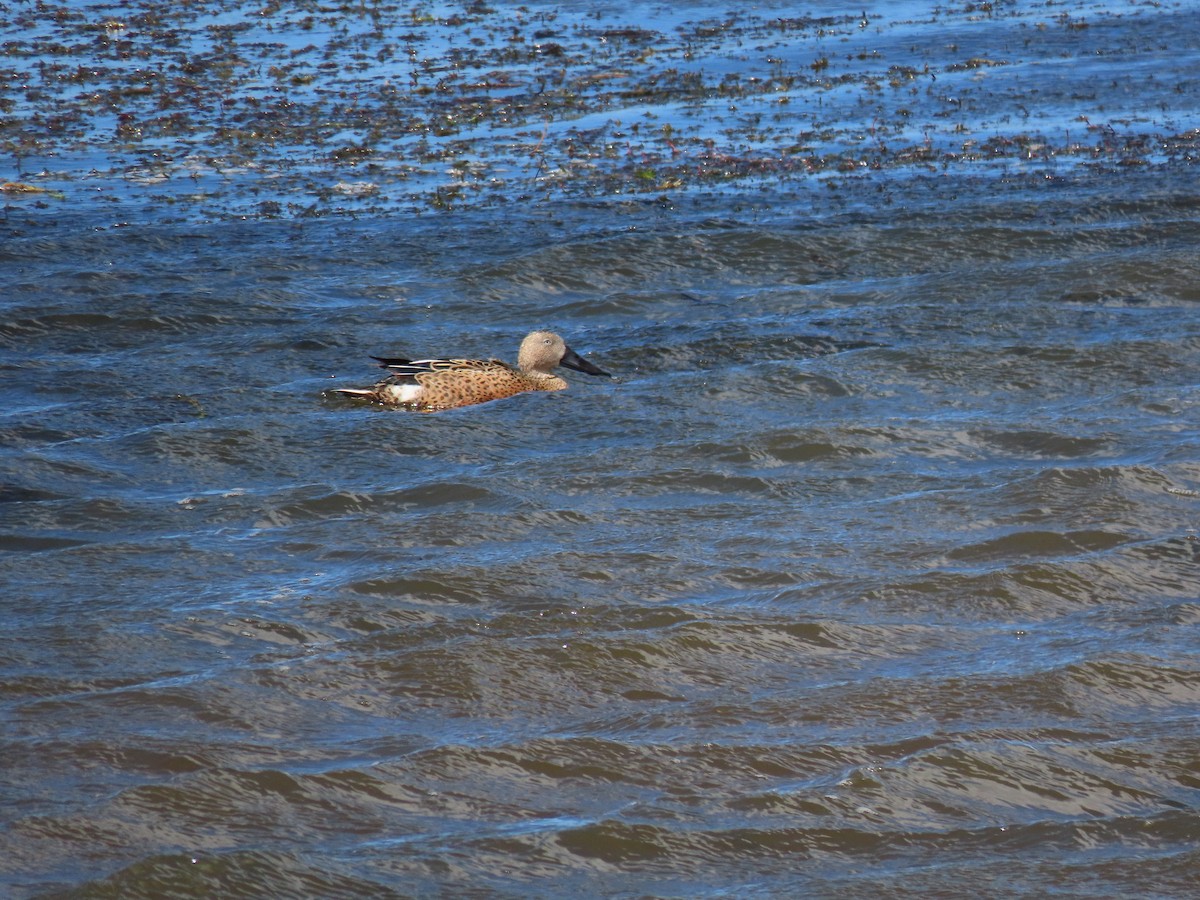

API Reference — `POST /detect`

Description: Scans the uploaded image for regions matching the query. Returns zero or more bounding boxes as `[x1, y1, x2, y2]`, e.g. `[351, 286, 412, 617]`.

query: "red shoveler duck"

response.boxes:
[333, 330, 612, 411]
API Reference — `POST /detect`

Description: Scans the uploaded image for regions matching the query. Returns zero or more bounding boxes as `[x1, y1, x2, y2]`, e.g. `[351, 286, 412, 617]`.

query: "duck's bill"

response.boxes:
[561, 346, 613, 378]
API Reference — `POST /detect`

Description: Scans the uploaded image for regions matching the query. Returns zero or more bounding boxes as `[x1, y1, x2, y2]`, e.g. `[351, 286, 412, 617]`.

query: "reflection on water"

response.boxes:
[3, 1, 1200, 898]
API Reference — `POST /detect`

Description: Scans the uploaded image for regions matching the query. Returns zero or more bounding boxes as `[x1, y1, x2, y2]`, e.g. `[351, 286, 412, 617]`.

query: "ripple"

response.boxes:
[3, 20, 1200, 895]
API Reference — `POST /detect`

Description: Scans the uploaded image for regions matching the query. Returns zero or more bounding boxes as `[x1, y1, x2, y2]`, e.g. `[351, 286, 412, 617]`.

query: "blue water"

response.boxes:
[3, 2, 1200, 897]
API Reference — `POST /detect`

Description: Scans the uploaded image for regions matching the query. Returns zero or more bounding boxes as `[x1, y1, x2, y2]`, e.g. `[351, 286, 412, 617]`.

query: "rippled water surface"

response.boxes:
[3, 1, 1200, 897]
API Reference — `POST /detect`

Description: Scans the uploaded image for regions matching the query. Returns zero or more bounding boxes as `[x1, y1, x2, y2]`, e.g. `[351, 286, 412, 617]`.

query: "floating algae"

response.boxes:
[0, 0, 1195, 222]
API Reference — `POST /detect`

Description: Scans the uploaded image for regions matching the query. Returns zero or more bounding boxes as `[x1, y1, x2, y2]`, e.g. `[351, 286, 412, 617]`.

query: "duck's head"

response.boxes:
[519, 331, 612, 378]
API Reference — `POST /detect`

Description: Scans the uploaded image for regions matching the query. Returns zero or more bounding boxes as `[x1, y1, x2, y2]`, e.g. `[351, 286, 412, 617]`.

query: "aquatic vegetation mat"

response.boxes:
[1, 1, 1197, 220]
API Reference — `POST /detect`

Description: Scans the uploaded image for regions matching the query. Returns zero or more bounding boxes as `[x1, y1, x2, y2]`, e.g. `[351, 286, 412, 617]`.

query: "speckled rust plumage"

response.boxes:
[372, 356, 558, 411]
[333, 331, 612, 412]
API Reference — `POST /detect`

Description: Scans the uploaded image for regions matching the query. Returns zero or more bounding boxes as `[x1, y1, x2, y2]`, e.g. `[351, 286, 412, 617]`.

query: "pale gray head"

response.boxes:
[517, 331, 611, 379]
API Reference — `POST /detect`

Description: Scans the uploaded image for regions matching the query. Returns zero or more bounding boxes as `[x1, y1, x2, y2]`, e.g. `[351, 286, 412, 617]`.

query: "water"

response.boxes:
[3, 1, 1200, 897]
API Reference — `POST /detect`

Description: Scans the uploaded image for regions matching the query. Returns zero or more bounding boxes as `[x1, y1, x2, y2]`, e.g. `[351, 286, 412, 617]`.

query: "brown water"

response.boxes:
[3, 2, 1200, 897]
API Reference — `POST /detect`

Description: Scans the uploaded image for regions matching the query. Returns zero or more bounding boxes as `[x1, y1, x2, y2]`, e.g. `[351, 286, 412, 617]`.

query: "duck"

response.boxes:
[333, 330, 612, 411]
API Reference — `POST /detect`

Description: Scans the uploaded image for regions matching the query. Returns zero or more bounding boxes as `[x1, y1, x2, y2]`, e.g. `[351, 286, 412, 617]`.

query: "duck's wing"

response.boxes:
[370, 356, 509, 380]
